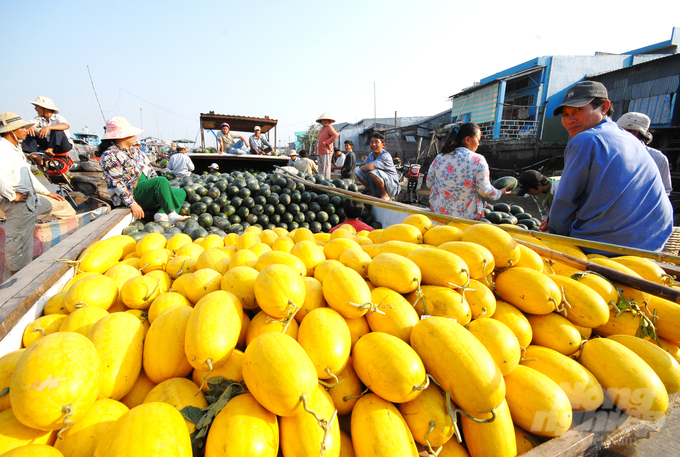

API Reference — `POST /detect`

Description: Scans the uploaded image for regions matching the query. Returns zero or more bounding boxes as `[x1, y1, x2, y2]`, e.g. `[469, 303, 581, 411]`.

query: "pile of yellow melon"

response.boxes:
[1, 213, 680, 457]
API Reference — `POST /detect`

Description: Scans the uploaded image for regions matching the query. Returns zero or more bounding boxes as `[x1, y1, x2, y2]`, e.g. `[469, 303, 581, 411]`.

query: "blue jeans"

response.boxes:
[356, 168, 400, 197]
[227, 140, 248, 155]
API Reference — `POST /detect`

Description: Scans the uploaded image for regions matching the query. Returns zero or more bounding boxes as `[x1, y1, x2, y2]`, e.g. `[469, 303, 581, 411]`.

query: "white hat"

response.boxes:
[290, 150, 298, 156]
[209, 163, 219, 170]
[0, 112, 35, 134]
[316, 112, 335, 123]
[617, 112, 652, 142]
[29, 96, 59, 113]
[254, 126, 261, 131]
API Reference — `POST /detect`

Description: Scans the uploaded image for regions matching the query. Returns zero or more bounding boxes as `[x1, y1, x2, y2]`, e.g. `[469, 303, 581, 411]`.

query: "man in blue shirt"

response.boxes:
[355, 133, 400, 200]
[549, 81, 672, 253]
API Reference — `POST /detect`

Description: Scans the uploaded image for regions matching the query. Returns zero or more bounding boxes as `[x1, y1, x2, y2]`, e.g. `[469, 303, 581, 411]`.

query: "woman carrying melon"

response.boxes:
[427, 122, 510, 219]
[98, 117, 190, 223]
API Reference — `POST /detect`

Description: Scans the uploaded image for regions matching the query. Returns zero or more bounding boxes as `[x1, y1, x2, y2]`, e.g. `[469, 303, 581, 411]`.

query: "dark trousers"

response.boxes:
[22, 130, 73, 154]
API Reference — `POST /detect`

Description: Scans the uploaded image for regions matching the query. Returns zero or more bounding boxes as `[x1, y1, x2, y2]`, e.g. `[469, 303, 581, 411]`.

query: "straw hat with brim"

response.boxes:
[290, 151, 298, 157]
[29, 96, 59, 113]
[0, 112, 35, 134]
[316, 112, 335, 123]
[617, 112, 653, 142]
[552, 81, 608, 117]
[102, 117, 143, 140]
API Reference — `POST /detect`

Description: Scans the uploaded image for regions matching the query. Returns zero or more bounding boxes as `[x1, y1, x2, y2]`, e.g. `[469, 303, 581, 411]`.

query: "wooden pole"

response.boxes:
[279, 169, 680, 266]
[516, 240, 680, 304]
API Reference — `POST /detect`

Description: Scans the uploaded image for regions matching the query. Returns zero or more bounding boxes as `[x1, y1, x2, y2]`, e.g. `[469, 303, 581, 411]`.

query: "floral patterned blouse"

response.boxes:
[426, 147, 502, 219]
[100, 145, 156, 208]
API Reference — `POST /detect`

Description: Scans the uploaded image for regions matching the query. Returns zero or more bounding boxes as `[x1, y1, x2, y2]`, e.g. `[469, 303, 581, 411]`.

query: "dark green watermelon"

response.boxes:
[492, 176, 518, 191]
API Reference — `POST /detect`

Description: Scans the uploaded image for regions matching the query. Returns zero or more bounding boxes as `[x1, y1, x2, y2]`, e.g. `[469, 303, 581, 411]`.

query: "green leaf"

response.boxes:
[179, 405, 203, 425]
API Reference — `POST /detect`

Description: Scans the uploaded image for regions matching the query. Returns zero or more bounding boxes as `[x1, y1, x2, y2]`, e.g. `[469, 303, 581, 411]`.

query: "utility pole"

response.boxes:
[140, 108, 143, 131]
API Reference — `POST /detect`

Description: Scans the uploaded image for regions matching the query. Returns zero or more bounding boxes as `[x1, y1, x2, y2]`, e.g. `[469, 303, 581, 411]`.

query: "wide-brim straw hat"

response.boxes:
[102, 117, 143, 140]
[0, 112, 35, 134]
[29, 96, 59, 113]
[316, 112, 335, 123]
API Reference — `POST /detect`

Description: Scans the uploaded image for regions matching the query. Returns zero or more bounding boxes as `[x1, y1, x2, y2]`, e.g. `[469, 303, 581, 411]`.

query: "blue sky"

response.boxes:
[4, 0, 679, 149]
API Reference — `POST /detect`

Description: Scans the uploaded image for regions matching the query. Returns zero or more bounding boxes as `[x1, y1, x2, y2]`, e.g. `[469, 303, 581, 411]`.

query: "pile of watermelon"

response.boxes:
[121, 170, 381, 242]
[479, 202, 542, 230]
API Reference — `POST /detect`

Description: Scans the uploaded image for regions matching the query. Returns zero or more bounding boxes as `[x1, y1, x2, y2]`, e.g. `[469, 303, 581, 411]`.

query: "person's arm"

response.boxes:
[187, 156, 195, 173]
[474, 158, 503, 200]
[239, 135, 249, 145]
[38, 114, 70, 138]
[547, 141, 591, 235]
[323, 127, 339, 148]
[102, 152, 138, 208]
[218, 136, 225, 152]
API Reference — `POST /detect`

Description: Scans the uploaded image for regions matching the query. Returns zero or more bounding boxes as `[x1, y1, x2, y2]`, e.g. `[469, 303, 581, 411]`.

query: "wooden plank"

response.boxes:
[0, 208, 129, 340]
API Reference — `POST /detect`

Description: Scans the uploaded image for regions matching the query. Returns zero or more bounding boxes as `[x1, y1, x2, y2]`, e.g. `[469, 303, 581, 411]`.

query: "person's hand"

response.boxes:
[130, 204, 145, 220]
[13, 192, 28, 202]
[46, 192, 65, 201]
[27, 125, 38, 136]
[501, 185, 513, 195]
[38, 126, 51, 138]
[539, 219, 548, 232]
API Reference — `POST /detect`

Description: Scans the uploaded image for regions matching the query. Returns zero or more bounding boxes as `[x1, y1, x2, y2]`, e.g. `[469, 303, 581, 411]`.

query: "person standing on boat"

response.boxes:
[316, 112, 339, 179]
[356, 132, 400, 201]
[617, 112, 672, 196]
[515, 170, 560, 227]
[217, 123, 249, 155]
[22, 96, 74, 174]
[0, 112, 75, 275]
[426, 123, 510, 218]
[550, 81, 672, 252]
[340, 140, 357, 185]
[249, 126, 273, 155]
[98, 117, 190, 224]
[166, 147, 194, 178]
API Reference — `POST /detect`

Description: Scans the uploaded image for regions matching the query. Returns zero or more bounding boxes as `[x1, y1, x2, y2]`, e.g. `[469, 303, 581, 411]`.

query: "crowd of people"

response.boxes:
[426, 81, 674, 253]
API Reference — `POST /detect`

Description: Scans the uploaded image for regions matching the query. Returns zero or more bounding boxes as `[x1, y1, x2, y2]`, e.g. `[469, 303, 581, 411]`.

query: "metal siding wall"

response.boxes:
[451, 84, 499, 123]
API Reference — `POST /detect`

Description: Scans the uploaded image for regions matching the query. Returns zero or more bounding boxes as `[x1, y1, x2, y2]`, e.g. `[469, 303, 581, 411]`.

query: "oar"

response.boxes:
[516, 239, 680, 304]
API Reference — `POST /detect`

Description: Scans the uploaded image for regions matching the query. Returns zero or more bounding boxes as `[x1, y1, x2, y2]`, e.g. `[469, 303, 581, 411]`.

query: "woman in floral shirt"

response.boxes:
[427, 123, 509, 219]
[98, 117, 189, 223]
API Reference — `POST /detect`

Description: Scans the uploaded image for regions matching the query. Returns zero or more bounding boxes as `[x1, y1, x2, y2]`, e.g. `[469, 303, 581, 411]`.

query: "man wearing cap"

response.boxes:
[0, 112, 75, 275]
[550, 81, 672, 252]
[516, 170, 560, 228]
[208, 163, 220, 174]
[217, 123, 249, 155]
[617, 112, 672, 195]
[294, 150, 318, 175]
[249, 126, 273, 155]
[288, 150, 298, 167]
[23, 96, 74, 174]
[316, 112, 340, 179]
[166, 146, 194, 178]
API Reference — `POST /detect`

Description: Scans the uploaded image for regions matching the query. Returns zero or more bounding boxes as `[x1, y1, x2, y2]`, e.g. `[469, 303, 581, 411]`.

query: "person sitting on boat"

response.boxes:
[166, 147, 194, 178]
[22, 96, 74, 174]
[98, 117, 190, 224]
[516, 170, 560, 228]
[329, 200, 374, 233]
[217, 123, 249, 155]
[426, 123, 510, 218]
[249, 126, 273, 155]
[0, 112, 75, 275]
[293, 149, 318, 175]
[549, 81, 672, 252]
[355, 132, 400, 201]
[617, 112, 672, 196]
[208, 163, 220, 174]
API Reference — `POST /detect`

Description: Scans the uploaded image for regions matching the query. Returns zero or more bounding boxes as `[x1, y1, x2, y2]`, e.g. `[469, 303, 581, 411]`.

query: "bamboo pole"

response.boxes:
[516, 240, 680, 304]
[278, 170, 680, 266]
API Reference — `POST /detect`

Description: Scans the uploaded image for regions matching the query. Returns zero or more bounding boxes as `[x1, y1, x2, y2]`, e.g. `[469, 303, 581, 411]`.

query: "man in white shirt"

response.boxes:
[330, 148, 345, 174]
[23, 96, 74, 173]
[166, 147, 195, 177]
[617, 112, 672, 195]
[0, 112, 75, 274]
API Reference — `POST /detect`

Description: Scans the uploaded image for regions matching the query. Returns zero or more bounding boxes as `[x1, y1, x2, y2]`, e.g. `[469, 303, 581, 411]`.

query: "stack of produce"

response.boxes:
[122, 170, 379, 242]
[2, 212, 680, 457]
